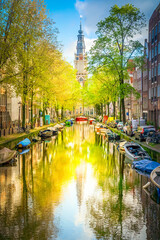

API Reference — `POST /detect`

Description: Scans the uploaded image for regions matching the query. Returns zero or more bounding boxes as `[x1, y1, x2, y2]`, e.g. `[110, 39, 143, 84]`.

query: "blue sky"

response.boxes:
[45, 0, 160, 65]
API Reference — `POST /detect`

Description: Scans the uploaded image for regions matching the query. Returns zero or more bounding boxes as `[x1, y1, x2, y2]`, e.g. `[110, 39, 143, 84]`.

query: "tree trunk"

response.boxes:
[113, 102, 116, 119]
[107, 102, 110, 117]
[43, 102, 45, 125]
[119, 98, 121, 122]
[31, 90, 34, 129]
[55, 106, 58, 121]
[101, 103, 103, 117]
[61, 106, 64, 119]
[22, 102, 25, 130]
[121, 98, 126, 123]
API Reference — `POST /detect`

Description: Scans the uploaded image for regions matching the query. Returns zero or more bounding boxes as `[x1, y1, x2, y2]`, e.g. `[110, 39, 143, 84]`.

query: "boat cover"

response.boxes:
[132, 159, 160, 173]
[18, 148, 30, 155]
[17, 138, 31, 148]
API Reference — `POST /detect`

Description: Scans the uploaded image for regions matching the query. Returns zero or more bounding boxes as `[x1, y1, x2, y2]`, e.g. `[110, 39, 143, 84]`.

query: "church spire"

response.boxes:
[76, 18, 85, 56]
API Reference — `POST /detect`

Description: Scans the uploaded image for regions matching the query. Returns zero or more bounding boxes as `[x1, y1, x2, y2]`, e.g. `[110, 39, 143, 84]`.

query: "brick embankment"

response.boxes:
[108, 127, 160, 154]
[0, 123, 56, 146]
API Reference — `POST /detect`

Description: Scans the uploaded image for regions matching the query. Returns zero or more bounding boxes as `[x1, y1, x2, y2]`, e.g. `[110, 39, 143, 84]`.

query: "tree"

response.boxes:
[9, 0, 57, 129]
[89, 4, 146, 122]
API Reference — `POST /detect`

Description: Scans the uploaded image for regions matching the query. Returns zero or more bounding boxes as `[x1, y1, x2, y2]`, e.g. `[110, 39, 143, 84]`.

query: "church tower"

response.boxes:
[74, 21, 88, 87]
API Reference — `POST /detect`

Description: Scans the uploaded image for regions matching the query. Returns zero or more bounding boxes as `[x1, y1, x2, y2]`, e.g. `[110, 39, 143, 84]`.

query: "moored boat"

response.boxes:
[47, 127, 58, 135]
[0, 148, 17, 165]
[99, 126, 108, 133]
[95, 123, 101, 131]
[105, 130, 120, 141]
[38, 130, 53, 138]
[65, 120, 73, 126]
[76, 116, 88, 122]
[132, 159, 160, 173]
[54, 124, 64, 130]
[150, 166, 160, 189]
[17, 138, 31, 148]
[89, 118, 95, 124]
[124, 142, 151, 161]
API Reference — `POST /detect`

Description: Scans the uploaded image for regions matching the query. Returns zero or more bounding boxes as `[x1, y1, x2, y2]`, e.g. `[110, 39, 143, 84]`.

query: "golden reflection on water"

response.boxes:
[0, 124, 160, 240]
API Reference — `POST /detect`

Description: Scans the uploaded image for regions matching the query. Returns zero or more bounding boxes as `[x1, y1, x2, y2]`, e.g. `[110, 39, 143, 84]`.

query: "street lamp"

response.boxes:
[18, 101, 21, 132]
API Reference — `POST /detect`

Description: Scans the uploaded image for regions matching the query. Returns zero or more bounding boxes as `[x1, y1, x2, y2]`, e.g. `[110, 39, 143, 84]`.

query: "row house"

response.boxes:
[148, 3, 160, 129]
[131, 4, 160, 129]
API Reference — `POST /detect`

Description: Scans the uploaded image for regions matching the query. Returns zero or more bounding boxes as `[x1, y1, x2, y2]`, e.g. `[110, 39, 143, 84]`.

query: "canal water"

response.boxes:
[0, 124, 160, 240]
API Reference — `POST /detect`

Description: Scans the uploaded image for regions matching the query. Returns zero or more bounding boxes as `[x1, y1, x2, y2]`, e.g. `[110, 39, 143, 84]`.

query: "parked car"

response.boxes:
[123, 119, 146, 136]
[134, 125, 156, 142]
[117, 122, 124, 130]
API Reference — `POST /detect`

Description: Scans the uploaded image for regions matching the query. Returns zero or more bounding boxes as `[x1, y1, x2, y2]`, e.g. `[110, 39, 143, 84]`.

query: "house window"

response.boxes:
[155, 46, 157, 61]
[149, 32, 151, 42]
[149, 88, 151, 99]
[151, 88, 154, 99]
[149, 50, 151, 61]
[158, 63, 160, 75]
[155, 25, 158, 41]
[155, 66, 157, 82]
[152, 47, 154, 58]
[159, 21, 160, 33]
[152, 68, 154, 82]
[158, 85, 160, 97]
[158, 42, 160, 54]
[154, 87, 157, 97]
[149, 69, 151, 80]
[152, 29, 154, 44]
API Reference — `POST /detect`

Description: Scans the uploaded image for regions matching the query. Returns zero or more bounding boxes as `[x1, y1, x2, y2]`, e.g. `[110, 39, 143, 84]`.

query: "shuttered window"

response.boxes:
[158, 63, 160, 75]
[158, 85, 160, 97]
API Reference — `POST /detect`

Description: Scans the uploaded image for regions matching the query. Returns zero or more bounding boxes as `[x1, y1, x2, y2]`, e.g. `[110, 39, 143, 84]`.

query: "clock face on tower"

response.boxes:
[79, 54, 83, 60]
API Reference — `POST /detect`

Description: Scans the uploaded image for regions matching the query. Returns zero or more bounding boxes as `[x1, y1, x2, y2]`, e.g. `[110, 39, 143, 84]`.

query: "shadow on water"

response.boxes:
[0, 124, 160, 239]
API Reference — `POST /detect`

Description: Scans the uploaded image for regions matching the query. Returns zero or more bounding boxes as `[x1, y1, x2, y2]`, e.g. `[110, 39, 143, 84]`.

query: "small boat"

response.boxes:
[54, 124, 64, 130]
[17, 148, 30, 155]
[124, 142, 151, 161]
[99, 126, 108, 133]
[105, 130, 120, 141]
[76, 116, 88, 122]
[32, 137, 41, 142]
[0, 148, 17, 165]
[150, 166, 160, 189]
[95, 123, 102, 131]
[17, 138, 31, 148]
[38, 129, 53, 138]
[47, 127, 58, 135]
[132, 159, 160, 173]
[117, 139, 127, 152]
[89, 118, 95, 124]
[65, 120, 73, 126]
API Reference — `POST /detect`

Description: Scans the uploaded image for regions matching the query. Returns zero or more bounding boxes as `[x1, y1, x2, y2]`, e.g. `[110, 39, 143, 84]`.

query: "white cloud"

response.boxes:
[75, 0, 160, 37]
[75, 0, 108, 35]
[84, 37, 96, 52]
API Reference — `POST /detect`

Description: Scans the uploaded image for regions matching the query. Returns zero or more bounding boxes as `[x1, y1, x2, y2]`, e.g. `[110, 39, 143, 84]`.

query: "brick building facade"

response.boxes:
[148, 4, 160, 129]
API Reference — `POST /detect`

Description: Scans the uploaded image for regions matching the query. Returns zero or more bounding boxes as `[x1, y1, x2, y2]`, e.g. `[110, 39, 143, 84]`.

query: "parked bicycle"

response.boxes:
[146, 131, 160, 145]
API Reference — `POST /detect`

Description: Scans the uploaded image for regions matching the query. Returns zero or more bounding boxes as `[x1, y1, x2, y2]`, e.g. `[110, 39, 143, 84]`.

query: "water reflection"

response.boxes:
[0, 124, 160, 239]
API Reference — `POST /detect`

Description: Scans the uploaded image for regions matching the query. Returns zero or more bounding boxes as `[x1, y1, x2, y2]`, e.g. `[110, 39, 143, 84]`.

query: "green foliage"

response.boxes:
[88, 4, 146, 122]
